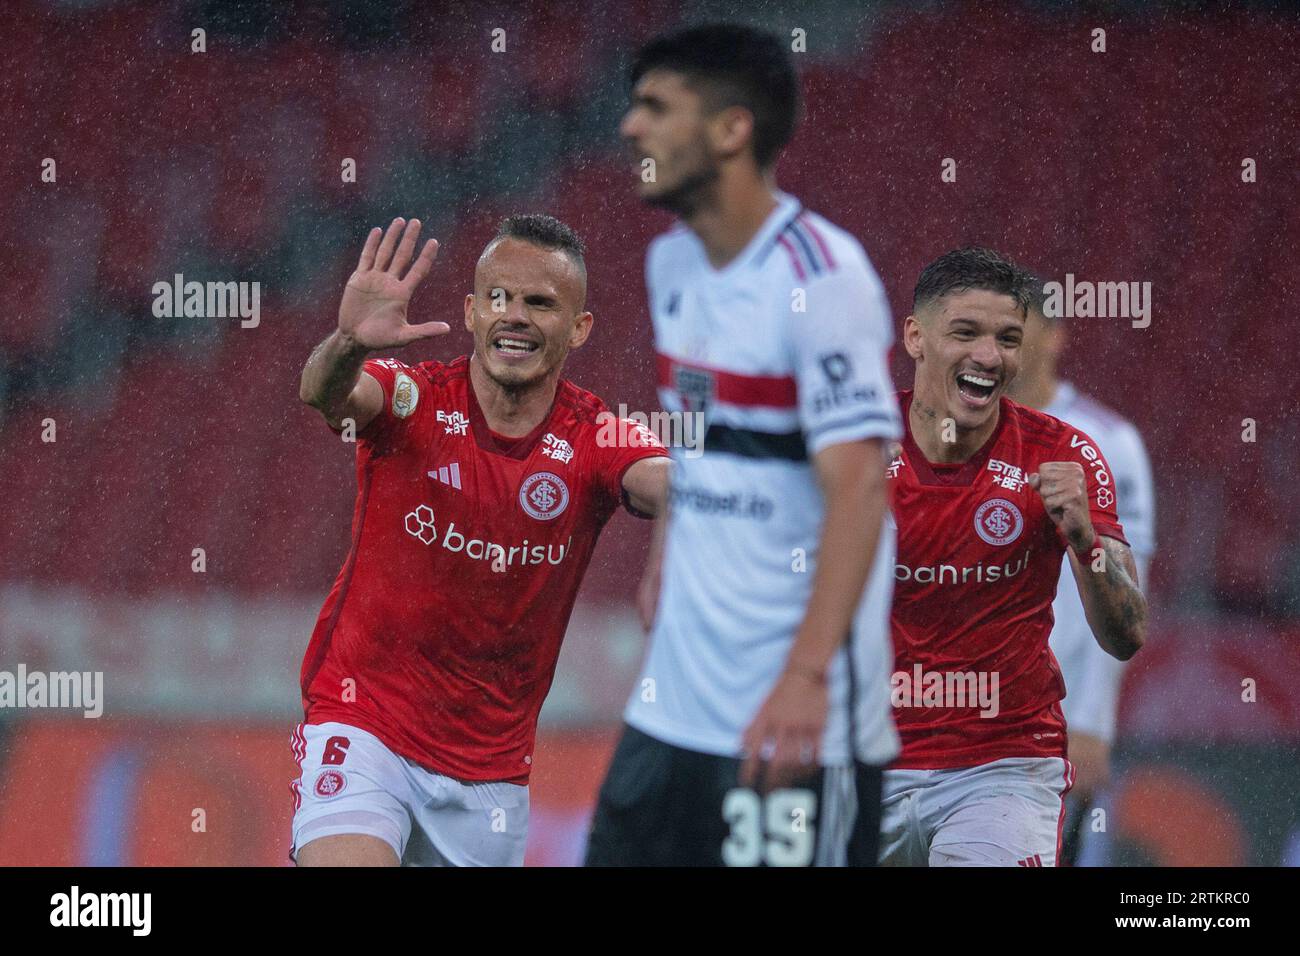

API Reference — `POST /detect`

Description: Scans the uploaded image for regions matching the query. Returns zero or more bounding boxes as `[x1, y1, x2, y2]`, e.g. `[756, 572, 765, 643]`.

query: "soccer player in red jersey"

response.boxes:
[880, 247, 1147, 866]
[291, 214, 670, 866]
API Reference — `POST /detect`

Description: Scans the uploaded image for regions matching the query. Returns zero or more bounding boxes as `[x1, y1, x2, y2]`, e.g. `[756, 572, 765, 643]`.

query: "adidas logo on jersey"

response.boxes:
[428, 463, 463, 490]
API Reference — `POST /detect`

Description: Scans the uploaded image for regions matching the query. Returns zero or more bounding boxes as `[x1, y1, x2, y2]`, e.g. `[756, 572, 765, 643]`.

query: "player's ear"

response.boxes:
[568, 311, 594, 350]
[463, 294, 475, 333]
[711, 105, 754, 162]
[902, 314, 925, 361]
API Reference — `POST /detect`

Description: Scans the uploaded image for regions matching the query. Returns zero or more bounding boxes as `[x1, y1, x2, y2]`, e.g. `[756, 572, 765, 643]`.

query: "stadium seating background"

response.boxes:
[1, 0, 1297, 865]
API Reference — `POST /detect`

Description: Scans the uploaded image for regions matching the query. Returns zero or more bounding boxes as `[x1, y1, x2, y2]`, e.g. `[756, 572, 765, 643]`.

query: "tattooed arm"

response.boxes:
[300, 331, 384, 430]
[1031, 461, 1146, 661]
[1066, 535, 1147, 661]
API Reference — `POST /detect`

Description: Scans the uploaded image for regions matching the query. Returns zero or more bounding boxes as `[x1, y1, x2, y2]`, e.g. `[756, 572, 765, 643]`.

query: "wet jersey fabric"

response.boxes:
[888, 391, 1127, 769]
[300, 356, 667, 783]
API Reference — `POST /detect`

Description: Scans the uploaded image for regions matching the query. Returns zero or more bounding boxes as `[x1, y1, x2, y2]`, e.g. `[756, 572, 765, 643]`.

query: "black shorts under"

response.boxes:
[584, 723, 884, 867]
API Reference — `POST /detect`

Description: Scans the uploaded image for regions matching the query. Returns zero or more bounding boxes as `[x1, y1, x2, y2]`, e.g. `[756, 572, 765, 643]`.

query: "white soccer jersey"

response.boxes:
[1045, 382, 1156, 745]
[624, 192, 902, 766]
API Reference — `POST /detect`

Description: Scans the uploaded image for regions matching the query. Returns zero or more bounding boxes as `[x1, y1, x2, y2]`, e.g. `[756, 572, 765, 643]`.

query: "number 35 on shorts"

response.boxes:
[722, 787, 817, 867]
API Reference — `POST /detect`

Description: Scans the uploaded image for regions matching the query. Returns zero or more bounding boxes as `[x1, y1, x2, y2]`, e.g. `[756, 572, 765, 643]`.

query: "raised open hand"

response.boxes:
[338, 217, 451, 350]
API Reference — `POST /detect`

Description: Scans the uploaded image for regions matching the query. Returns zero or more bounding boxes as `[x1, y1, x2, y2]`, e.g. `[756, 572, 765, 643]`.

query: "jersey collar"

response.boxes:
[464, 360, 564, 459]
[693, 191, 803, 278]
[900, 391, 1011, 487]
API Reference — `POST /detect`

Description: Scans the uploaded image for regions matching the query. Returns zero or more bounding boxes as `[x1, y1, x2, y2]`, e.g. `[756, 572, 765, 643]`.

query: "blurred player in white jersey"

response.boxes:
[1007, 279, 1157, 865]
[585, 24, 901, 866]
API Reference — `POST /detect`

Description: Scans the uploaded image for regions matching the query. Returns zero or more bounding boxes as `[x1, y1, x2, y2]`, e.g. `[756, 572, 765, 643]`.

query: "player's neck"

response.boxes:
[908, 391, 1000, 464]
[1006, 373, 1059, 411]
[685, 171, 779, 270]
[468, 354, 558, 438]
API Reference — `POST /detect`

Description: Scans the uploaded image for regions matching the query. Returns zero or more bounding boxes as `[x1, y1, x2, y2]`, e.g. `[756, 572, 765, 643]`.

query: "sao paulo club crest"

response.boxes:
[674, 365, 715, 419]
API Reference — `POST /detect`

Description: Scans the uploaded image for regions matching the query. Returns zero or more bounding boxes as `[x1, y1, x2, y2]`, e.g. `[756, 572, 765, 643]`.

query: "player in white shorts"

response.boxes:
[879, 757, 1075, 867]
[290, 722, 529, 866]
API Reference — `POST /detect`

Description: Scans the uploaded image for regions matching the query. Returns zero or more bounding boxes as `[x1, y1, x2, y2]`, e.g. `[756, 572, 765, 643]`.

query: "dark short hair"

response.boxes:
[630, 23, 800, 169]
[913, 247, 1034, 317]
[493, 214, 585, 272]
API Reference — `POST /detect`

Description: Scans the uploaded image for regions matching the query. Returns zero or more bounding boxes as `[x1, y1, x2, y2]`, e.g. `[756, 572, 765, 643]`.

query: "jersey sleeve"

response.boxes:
[590, 415, 670, 519]
[789, 255, 903, 457]
[351, 357, 424, 447]
[1054, 424, 1128, 546]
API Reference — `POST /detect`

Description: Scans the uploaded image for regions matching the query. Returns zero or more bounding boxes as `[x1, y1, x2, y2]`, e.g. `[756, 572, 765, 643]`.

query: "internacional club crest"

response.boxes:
[519, 472, 570, 521]
[314, 769, 347, 798]
[974, 497, 1024, 546]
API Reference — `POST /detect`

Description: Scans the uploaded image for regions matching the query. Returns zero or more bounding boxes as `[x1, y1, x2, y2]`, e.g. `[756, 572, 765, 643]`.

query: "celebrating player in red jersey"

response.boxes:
[880, 247, 1146, 867]
[291, 214, 670, 867]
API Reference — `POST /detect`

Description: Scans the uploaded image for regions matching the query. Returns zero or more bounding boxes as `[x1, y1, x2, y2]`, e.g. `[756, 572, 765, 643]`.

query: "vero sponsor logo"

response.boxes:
[1068, 434, 1114, 508]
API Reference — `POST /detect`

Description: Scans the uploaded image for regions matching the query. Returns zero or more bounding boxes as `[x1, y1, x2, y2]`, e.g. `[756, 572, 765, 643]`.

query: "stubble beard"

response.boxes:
[643, 158, 721, 218]
[479, 343, 565, 401]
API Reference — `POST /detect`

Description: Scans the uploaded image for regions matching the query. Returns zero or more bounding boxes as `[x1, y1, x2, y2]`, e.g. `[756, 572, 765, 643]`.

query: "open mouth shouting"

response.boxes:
[955, 369, 999, 410]
[491, 329, 542, 362]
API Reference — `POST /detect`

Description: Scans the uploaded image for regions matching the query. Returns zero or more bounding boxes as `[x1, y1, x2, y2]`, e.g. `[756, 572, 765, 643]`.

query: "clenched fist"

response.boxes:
[1027, 461, 1093, 552]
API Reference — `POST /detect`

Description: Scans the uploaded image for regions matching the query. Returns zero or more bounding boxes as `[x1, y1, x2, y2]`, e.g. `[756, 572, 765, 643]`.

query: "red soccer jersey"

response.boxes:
[300, 355, 667, 784]
[887, 391, 1127, 769]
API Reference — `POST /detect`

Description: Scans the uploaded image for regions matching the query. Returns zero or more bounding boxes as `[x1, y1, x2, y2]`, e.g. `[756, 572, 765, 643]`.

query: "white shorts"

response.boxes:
[289, 722, 529, 866]
[879, 757, 1074, 867]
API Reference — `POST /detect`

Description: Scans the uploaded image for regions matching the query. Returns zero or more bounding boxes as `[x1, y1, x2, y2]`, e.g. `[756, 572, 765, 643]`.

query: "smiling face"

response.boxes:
[904, 288, 1026, 435]
[464, 237, 592, 391]
[619, 69, 726, 213]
